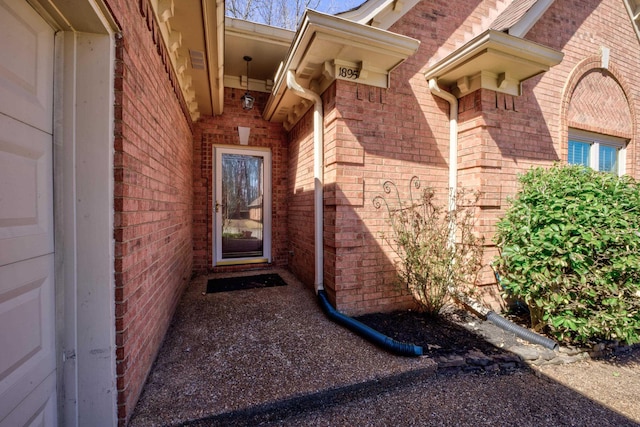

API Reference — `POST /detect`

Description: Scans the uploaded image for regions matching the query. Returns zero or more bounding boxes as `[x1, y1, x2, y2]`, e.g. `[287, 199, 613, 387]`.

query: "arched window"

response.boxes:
[565, 66, 632, 176]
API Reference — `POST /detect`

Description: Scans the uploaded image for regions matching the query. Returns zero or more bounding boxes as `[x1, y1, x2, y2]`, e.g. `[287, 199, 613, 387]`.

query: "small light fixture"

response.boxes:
[241, 56, 255, 111]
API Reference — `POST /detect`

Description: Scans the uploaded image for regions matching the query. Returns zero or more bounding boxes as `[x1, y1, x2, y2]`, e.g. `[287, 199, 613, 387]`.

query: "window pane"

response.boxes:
[599, 145, 618, 174]
[221, 153, 264, 259]
[568, 140, 589, 166]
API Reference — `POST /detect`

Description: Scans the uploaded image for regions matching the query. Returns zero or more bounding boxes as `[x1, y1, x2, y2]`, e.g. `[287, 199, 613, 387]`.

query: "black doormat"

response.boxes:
[206, 273, 287, 293]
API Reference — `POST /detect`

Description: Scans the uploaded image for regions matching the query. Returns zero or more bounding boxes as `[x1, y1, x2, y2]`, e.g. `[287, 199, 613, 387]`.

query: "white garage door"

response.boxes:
[0, 0, 57, 425]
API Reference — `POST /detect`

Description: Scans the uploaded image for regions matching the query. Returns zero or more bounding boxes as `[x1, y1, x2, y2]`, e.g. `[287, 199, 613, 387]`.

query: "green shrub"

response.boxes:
[374, 177, 484, 316]
[494, 164, 640, 344]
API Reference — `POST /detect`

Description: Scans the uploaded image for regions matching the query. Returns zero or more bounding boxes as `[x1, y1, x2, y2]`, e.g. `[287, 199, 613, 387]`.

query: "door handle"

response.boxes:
[215, 201, 224, 212]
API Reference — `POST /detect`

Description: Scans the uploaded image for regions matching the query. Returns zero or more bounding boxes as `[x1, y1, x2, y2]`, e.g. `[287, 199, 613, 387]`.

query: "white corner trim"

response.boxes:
[48, 0, 120, 425]
[424, 30, 563, 96]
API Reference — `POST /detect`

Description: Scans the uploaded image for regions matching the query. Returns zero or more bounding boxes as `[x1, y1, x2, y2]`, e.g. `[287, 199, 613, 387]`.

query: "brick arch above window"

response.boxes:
[567, 69, 632, 138]
[561, 56, 635, 139]
[559, 56, 637, 176]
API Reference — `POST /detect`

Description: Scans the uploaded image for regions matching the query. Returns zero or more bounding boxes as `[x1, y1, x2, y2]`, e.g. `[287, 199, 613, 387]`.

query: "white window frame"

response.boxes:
[568, 129, 627, 176]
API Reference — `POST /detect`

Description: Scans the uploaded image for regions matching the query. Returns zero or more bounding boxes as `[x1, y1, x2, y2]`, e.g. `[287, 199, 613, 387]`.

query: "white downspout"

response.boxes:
[428, 78, 488, 317]
[428, 78, 458, 216]
[286, 71, 324, 292]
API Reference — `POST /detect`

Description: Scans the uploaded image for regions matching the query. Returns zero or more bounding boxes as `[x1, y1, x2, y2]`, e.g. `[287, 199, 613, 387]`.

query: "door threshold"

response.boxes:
[215, 258, 269, 267]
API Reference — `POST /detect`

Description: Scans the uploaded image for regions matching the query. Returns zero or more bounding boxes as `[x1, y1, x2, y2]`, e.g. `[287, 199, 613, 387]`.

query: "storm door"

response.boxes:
[214, 147, 271, 265]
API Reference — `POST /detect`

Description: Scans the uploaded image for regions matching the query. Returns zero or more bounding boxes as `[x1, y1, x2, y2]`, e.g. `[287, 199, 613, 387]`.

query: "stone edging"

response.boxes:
[434, 313, 638, 374]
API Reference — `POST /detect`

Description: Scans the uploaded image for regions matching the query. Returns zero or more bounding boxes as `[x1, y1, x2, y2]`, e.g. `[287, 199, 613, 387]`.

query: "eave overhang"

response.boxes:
[263, 10, 420, 129]
[424, 30, 563, 97]
[203, 0, 225, 116]
[138, 0, 221, 121]
[223, 18, 294, 94]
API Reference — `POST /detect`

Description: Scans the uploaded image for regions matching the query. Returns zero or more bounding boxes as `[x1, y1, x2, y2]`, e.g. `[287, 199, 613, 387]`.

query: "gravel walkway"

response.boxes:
[129, 269, 640, 426]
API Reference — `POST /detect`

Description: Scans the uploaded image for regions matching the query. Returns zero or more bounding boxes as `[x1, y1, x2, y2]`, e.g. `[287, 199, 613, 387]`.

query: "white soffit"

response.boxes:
[149, 0, 211, 119]
[337, 0, 421, 30]
[224, 18, 294, 94]
[263, 10, 420, 127]
[424, 30, 563, 97]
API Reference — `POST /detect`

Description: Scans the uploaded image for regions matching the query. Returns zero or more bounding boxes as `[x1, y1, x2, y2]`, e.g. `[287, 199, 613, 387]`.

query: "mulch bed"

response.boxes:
[355, 308, 518, 358]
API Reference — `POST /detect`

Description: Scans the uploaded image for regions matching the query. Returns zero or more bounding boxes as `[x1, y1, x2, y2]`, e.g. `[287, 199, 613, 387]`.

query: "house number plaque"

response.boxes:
[338, 66, 360, 80]
[324, 60, 368, 83]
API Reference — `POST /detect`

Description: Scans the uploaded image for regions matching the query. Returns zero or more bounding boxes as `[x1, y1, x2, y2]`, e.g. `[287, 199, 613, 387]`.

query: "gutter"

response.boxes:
[286, 70, 324, 292]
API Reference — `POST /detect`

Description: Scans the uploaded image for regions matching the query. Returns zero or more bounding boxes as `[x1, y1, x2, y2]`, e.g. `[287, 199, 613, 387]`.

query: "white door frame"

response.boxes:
[213, 146, 272, 266]
[30, 0, 120, 425]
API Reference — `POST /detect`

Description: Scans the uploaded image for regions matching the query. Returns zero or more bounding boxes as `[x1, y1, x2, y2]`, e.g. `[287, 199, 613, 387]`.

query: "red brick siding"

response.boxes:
[109, 1, 194, 424]
[320, 0, 499, 314]
[532, 0, 639, 176]
[560, 57, 638, 175]
[567, 69, 633, 138]
[324, 70, 452, 313]
[325, 0, 640, 313]
[193, 88, 289, 272]
[286, 99, 317, 288]
[432, 0, 640, 306]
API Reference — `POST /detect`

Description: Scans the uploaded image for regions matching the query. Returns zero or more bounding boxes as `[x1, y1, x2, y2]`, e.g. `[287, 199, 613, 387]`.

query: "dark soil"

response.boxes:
[355, 308, 518, 358]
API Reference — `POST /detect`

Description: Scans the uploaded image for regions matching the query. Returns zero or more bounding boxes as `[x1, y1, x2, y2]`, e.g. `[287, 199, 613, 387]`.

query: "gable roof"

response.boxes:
[491, 0, 554, 37]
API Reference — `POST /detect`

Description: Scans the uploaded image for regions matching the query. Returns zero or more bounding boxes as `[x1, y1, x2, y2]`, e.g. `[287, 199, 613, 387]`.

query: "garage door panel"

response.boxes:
[0, 372, 56, 427]
[0, 113, 53, 266]
[0, 1, 57, 424]
[0, 0, 54, 134]
[0, 255, 55, 422]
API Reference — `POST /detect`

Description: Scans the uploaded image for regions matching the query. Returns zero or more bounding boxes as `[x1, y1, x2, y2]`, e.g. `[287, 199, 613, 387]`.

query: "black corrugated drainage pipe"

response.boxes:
[318, 290, 423, 357]
[486, 311, 559, 350]
[487, 263, 558, 350]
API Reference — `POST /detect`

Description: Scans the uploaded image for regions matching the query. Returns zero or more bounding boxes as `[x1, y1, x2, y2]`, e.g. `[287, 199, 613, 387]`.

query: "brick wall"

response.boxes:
[109, 1, 194, 424]
[435, 0, 640, 306]
[323, 0, 640, 313]
[321, 63, 453, 312]
[286, 103, 317, 288]
[529, 0, 639, 174]
[193, 88, 289, 272]
[318, 1, 489, 315]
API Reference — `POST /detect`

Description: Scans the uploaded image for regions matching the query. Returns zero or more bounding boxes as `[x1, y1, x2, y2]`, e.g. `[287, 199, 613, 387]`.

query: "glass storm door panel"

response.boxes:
[214, 147, 271, 265]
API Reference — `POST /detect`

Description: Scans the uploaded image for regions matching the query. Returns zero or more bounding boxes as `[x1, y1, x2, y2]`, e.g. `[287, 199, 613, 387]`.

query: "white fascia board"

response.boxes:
[508, 0, 555, 38]
[622, 0, 640, 43]
[263, 9, 420, 122]
[337, 0, 394, 25]
[203, 0, 224, 115]
[337, 0, 421, 30]
[225, 16, 295, 45]
[424, 30, 563, 95]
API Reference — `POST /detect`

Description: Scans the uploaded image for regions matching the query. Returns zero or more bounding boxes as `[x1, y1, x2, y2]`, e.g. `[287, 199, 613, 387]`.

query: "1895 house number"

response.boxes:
[338, 67, 360, 80]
